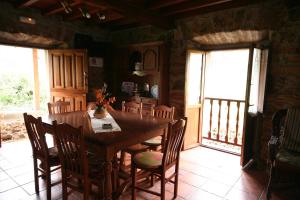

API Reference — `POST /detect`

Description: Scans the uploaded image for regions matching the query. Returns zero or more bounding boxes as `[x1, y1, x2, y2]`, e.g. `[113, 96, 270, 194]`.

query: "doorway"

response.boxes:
[201, 49, 249, 155]
[185, 46, 268, 165]
[0, 45, 49, 143]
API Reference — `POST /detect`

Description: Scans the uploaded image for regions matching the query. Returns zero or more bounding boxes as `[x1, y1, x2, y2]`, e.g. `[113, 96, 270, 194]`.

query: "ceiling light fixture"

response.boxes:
[97, 13, 106, 21]
[60, 0, 72, 14]
[79, 7, 91, 19]
[19, 16, 36, 25]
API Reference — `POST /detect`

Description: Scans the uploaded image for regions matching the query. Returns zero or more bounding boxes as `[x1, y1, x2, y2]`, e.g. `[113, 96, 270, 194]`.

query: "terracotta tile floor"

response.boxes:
[0, 139, 299, 200]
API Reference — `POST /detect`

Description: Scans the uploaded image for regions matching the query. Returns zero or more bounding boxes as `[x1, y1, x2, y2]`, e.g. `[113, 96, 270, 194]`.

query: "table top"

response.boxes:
[42, 110, 170, 148]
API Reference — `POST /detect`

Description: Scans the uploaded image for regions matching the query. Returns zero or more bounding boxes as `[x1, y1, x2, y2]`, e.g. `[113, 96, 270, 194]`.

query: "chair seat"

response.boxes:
[124, 144, 149, 154]
[142, 136, 162, 147]
[133, 152, 163, 169]
[48, 147, 60, 165]
[276, 148, 300, 168]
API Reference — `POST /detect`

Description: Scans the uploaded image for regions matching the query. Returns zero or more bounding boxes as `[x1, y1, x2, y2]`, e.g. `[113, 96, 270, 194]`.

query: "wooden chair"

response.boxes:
[48, 100, 71, 114]
[53, 122, 105, 200]
[121, 101, 142, 114]
[120, 101, 149, 170]
[266, 107, 300, 200]
[131, 117, 187, 200]
[142, 105, 175, 151]
[23, 113, 61, 200]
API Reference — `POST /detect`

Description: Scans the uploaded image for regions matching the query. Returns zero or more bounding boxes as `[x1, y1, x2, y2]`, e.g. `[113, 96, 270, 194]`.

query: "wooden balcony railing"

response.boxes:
[202, 97, 245, 153]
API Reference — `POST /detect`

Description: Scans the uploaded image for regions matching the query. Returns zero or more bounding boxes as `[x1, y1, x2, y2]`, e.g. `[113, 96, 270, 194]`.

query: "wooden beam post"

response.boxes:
[32, 49, 40, 110]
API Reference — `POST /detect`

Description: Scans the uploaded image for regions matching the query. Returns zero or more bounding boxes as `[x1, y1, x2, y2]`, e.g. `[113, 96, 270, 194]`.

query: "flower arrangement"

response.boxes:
[94, 83, 116, 112]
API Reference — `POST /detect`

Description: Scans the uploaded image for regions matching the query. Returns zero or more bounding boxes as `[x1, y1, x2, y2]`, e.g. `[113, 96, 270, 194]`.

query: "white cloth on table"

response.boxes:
[88, 110, 121, 133]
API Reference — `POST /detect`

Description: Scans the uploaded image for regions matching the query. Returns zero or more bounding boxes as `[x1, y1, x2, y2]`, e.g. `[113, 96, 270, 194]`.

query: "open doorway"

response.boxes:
[0, 45, 49, 143]
[185, 46, 268, 166]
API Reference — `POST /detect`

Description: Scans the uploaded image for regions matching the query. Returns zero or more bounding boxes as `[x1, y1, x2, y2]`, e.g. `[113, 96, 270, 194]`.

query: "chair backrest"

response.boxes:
[23, 113, 49, 158]
[54, 122, 87, 176]
[48, 100, 71, 114]
[281, 107, 300, 152]
[163, 117, 187, 168]
[122, 101, 142, 114]
[87, 102, 97, 111]
[153, 105, 175, 120]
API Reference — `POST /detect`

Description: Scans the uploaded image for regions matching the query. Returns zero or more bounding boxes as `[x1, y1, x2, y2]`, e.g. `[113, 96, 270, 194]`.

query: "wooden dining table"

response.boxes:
[42, 109, 170, 199]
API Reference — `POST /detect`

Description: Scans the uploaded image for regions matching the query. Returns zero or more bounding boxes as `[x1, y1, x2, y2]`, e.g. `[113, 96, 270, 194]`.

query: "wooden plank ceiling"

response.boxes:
[6, 0, 262, 30]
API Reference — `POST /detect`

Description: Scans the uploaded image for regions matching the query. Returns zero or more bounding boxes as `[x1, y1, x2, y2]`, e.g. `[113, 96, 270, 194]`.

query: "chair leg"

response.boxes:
[161, 171, 165, 200]
[83, 181, 90, 200]
[266, 164, 275, 200]
[62, 174, 68, 200]
[120, 151, 126, 167]
[150, 173, 154, 187]
[174, 170, 179, 198]
[46, 166, 51, 200]
[131, 163, 136, 200]
[33, 158, 39, 194]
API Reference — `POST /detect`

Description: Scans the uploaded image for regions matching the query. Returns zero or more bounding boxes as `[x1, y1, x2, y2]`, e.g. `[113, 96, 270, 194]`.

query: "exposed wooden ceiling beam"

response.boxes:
[163, 0, 233, 16]
[18, 0, 41, 8]
[173, 0, 262, 19]
[87, 0, 174, 29]
[44, 1, 82, 16]
[150, 0, 189, 10]
[67, 8, 100, 21]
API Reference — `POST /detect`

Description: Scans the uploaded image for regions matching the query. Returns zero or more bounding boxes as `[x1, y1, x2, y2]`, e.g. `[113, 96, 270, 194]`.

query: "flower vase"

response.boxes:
[94, 108, 107, 119]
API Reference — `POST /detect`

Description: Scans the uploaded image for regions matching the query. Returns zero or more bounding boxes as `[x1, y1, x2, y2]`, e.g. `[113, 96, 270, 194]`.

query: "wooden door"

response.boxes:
[183, 50, 204, 149]
[48, 49, 88, 112]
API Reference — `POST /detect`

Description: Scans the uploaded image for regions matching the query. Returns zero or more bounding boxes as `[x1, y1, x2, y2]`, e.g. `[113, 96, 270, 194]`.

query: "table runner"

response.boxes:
[88, 110, 121, 133]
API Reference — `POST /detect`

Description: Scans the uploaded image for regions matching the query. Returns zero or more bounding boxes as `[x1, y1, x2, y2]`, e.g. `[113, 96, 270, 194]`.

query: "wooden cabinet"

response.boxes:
[114, 41, 169, 106]
[143, 45, 159, 71]
[48, 49, 87, 112]
[129, 43, 160, 73]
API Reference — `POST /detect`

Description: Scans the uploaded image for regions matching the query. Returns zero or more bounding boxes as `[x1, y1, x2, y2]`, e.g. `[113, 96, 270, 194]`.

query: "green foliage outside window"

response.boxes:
[0, 73, 34, 111]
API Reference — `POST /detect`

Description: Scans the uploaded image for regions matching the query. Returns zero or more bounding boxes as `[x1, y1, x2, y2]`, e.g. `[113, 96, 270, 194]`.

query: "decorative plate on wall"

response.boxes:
[151, 85, 158, 99]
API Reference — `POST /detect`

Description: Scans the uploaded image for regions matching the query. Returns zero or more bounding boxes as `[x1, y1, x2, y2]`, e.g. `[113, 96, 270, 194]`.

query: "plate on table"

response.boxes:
[151, 85, 158, 99]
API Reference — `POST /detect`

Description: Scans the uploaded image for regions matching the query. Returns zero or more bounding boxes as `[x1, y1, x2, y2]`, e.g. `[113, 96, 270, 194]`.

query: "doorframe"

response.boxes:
[193, 43, 256, 165]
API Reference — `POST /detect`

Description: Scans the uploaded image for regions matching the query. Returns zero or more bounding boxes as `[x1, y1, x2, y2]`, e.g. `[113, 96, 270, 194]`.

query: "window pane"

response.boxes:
[187, 52, 202, 105]
[204, 49, 249, 100]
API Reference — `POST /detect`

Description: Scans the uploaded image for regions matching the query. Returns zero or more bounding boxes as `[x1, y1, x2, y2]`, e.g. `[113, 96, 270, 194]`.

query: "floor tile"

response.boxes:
[0, 178, 18, 192]
[186, 188, 223, 200]
[225, 187, 258, 200]
[201, 179, 231, 197]
[0, 187, 30, 200]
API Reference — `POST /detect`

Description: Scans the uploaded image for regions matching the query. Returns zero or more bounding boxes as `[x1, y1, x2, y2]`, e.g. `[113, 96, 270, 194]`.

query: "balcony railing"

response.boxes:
[202, 97, 245, 154]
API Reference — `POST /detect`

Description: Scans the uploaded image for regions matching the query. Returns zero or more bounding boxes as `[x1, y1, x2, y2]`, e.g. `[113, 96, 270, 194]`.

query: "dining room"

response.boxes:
[0, 0, 300, 200]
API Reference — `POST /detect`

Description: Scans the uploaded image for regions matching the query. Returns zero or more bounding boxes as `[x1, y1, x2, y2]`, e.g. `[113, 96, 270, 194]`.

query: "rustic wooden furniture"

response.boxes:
[113, 41, 169, 106]
[42, 110, 170, 199]
[53, 122, 105, 200]
[120, 101, 149, 167]
[266, 107, 300, 200]
[121, 101, 142, 114]
[23, 113, 61, 200]
[48, 100, 71, 114]
[48, 49, 87, 112]
[143, 105, 175, 151]
[131, 117, 187, 200]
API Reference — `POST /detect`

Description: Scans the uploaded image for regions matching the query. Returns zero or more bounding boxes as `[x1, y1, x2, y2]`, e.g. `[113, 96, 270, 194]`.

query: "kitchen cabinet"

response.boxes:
[113, 41, 169, 107]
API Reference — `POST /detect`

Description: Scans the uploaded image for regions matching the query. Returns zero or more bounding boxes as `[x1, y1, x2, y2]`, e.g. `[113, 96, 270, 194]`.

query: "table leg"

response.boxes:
[104, 160, 113, 200]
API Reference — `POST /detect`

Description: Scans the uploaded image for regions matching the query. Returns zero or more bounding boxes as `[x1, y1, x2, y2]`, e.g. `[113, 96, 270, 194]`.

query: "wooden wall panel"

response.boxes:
[184, 106, 201, 149]
[51, 54, 64, 89]
[75, 52, 85, 90]
[64, 53, 74, 89]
